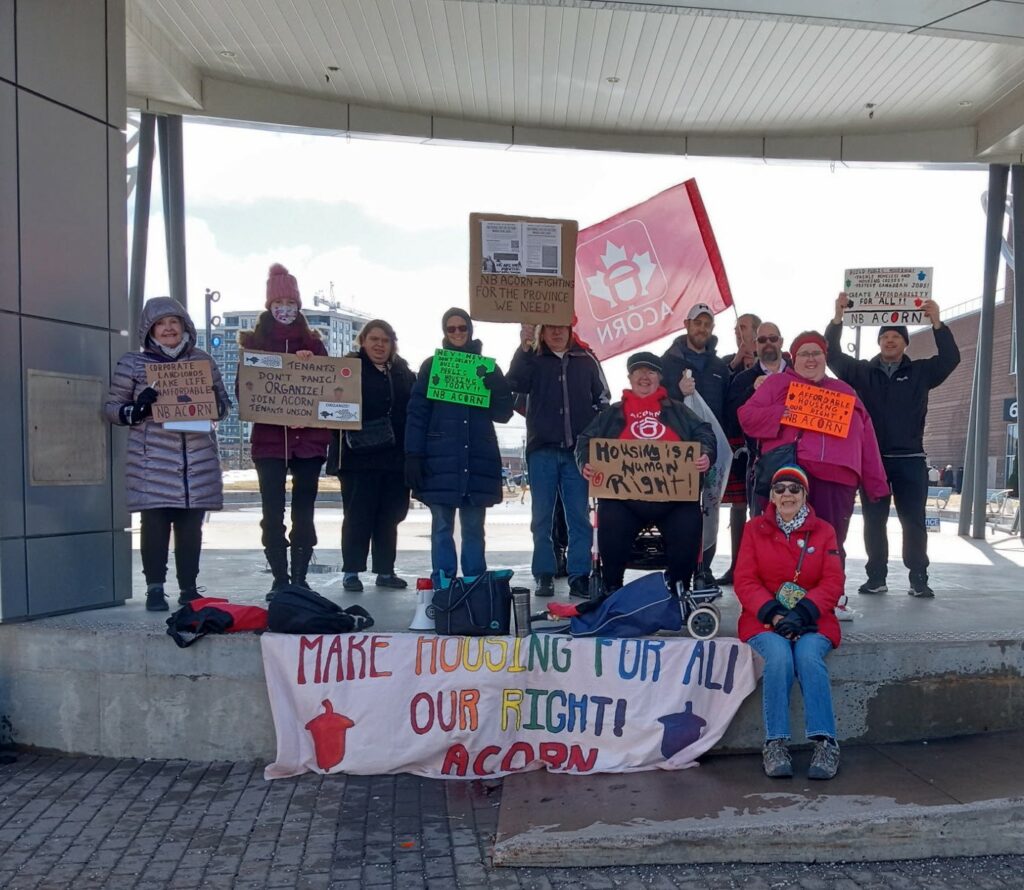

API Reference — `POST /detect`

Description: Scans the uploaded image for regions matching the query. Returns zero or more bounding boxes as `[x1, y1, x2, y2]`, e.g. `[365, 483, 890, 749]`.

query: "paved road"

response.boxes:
[1, 754, 1022, 889]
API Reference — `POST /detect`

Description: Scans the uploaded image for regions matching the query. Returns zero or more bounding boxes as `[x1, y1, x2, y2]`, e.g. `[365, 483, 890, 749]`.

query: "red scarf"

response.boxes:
[619, 387, 680, 440]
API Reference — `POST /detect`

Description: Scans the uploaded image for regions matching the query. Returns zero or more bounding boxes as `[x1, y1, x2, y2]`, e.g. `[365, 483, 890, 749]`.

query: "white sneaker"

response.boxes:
[835, 594, 856, 621]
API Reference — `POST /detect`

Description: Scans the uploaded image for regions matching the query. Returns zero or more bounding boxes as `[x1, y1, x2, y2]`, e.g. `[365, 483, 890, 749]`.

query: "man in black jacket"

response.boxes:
[825, 295, 960, 598]
[660, 303, 731, 584]
[508, 323, 608, 598]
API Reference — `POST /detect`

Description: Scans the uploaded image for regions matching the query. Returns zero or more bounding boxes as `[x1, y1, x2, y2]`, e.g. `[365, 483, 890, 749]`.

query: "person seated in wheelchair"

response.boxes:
[576, 352, 716, 595]
[733, 464, 845, 780]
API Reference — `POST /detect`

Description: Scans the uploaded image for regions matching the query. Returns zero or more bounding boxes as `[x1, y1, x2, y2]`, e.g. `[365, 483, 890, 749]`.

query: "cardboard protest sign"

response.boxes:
[587, 438, 700, 502]
[145, 360, 218, 423]
[237, 350, 362, 429]
[470, 212, 577, 325]
[262, 632, 759, 779]
[780, 380, 855, 438]
[426, 349, 494, 408]
[842, 267, 932, 327]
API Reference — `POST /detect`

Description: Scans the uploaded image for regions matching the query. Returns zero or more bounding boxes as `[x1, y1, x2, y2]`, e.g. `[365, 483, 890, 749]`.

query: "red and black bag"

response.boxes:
[166, 597, 268, 648]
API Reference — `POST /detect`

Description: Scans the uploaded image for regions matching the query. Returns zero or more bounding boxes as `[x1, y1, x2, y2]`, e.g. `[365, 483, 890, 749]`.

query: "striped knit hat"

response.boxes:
[771, 464, 810, 491]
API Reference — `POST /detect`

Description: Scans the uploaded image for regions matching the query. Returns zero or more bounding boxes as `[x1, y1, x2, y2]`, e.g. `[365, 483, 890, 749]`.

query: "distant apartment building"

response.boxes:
[911, 293, 1018, 489]
[197, 305, 370, 466]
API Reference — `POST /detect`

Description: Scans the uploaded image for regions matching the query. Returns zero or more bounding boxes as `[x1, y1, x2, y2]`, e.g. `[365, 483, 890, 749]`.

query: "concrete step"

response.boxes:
[494, 730, 1024, 866]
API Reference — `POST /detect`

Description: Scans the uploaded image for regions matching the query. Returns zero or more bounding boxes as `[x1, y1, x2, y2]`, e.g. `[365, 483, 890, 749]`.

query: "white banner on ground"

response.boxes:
[262, 632, 759, 780]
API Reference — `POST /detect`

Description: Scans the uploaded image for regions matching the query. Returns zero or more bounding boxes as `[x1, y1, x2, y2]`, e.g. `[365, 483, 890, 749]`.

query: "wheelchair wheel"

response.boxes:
[687, 606, 720, 640]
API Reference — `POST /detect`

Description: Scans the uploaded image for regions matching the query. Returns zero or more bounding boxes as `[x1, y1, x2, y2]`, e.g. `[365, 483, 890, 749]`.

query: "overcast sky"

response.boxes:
[136, 120, 997, 447]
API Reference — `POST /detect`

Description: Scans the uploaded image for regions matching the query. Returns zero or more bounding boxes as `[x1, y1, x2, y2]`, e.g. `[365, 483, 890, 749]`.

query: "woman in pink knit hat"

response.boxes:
[240, 263, 331, 598]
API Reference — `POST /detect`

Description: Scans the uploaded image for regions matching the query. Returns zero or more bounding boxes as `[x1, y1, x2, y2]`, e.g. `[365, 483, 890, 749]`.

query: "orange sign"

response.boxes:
[780, 381, 855, 439]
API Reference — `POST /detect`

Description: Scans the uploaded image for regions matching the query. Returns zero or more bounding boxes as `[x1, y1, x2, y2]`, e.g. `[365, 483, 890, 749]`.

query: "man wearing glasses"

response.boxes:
[825, 296, 960, 598]
[727, 322, 789, 520]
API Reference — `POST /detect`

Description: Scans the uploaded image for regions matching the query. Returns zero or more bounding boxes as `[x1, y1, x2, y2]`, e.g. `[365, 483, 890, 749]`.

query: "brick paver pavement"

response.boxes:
[1, 754, 1022, 889]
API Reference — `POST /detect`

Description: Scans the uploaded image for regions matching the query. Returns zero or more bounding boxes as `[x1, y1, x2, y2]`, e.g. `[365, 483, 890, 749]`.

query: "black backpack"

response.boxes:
[267, 585, 374, 634]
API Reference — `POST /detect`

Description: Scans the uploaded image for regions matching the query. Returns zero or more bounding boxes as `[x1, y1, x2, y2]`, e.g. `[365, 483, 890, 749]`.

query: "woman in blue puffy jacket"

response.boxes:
[404, 308, 514, 586]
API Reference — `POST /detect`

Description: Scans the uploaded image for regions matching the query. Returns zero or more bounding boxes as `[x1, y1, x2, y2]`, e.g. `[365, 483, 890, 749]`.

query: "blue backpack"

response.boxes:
[569, 572, 682, 638]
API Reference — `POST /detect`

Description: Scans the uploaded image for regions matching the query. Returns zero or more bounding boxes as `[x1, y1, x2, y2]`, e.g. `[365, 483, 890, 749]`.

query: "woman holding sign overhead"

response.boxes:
[105, 296, 230, 612]
[405, 308, 514, 587]
[240, 263, 331, 598]
[326, 319, 416, 592]
[575, 352, 716, 595]
[738, 331, 887, 561]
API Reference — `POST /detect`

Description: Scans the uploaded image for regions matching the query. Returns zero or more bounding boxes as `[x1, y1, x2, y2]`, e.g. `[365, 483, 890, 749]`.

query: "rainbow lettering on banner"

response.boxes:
[262, 633, 760, 781]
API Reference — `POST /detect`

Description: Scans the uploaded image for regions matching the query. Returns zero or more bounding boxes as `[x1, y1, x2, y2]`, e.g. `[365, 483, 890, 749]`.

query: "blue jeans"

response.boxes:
[528, 448, 591, 579]
[429, 504, 487, 586]
[747, 632, 837, 741]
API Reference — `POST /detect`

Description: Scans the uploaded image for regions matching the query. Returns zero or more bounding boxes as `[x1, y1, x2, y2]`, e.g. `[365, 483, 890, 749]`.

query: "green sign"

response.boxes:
[426, 349, 494, 408]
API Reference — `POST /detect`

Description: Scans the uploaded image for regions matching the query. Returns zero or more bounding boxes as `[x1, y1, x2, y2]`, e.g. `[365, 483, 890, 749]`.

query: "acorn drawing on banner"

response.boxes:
[304, 700, 355, 771]
[657, 701, 707, 759]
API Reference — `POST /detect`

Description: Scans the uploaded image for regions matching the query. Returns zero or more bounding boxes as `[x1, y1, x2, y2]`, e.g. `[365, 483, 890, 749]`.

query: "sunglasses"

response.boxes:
[772, 483, 804, 495]
[757, 335, 780, 344]
[445, 324, 468, 333]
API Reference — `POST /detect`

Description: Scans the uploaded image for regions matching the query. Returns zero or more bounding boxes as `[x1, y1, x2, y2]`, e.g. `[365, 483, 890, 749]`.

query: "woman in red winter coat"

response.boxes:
[240, 263, 331, 597]
[734, 464, 844, 781]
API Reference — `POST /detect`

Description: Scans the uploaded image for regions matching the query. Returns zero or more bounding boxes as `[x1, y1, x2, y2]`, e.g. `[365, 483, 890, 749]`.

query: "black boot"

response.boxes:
[265, 547, 290, 601]
[290, 546, 314, 591]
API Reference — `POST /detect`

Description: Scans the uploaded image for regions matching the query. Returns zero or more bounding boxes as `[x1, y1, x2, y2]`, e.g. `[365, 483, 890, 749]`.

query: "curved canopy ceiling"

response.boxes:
[127, 0, 1024, 164]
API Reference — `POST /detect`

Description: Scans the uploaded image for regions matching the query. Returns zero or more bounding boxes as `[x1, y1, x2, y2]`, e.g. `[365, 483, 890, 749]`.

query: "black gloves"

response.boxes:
[404, 455, 424, 490]
[774, 611, 806, 639]
[119, 386, 159, 426]
[478, 367, 500, 390]
[774, 601, 819, 639]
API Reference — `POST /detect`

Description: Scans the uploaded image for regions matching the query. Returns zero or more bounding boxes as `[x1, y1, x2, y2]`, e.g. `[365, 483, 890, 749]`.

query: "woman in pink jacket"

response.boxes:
[738, 330, 888, 561]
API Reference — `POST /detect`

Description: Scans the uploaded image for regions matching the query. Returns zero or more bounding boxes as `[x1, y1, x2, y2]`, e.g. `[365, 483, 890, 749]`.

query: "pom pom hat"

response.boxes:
[266, 263, 301, 309]
[771, 465, 810, 491]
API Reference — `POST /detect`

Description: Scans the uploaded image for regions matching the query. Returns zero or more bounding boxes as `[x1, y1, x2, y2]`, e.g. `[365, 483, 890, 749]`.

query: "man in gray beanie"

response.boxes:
[825, 294, 960, 598]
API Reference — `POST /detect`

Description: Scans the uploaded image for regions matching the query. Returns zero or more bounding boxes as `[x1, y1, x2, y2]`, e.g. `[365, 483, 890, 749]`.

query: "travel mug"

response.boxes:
[511, 587, 531, 637]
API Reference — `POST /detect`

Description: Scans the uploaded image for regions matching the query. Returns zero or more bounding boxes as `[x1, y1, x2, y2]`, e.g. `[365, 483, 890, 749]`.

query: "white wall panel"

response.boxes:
[108, 128, 128, 333]
[21, 316, 113, 538]
[0, 0, 13, 82]
[26, 532, 115, 616]
[18, 93, 110, 328]
[17, 0, 107, 120]
[0, 83, 17, 314]
[0, 313, 24, 539]
[107, 0, 128, 129]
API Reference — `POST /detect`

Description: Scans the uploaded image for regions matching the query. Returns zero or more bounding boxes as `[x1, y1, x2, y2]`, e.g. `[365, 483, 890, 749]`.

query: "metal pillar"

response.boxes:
[1012, 165, 1024, 539]
[158, 115, 188, 310]
[958, 354, 980, 535]
[970, 165, 1009, 539]
[128, 113, 155, 351]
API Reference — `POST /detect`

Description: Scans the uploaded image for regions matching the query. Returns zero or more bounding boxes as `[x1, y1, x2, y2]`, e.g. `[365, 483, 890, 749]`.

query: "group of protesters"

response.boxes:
[108, 262, 960, 781]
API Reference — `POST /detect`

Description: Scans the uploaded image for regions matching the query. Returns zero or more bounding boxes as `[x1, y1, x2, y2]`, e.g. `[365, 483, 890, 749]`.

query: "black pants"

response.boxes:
[862, 456, 929, 583]
[340, 469, 410, 574]
[255, 456, 324, 551]
[598, 499, 702, 591]
[140, 508, 205, 589]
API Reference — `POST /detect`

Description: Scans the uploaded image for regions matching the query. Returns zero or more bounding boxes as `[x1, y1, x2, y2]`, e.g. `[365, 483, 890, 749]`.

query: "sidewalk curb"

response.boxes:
[493, 795, 1024, 866]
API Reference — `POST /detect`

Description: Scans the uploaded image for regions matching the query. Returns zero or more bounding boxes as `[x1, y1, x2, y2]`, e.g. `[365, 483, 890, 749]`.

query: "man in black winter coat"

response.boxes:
[508, 323, 608, 598]
[660, 302, 731, 582]
[825, 294, 960, 599]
